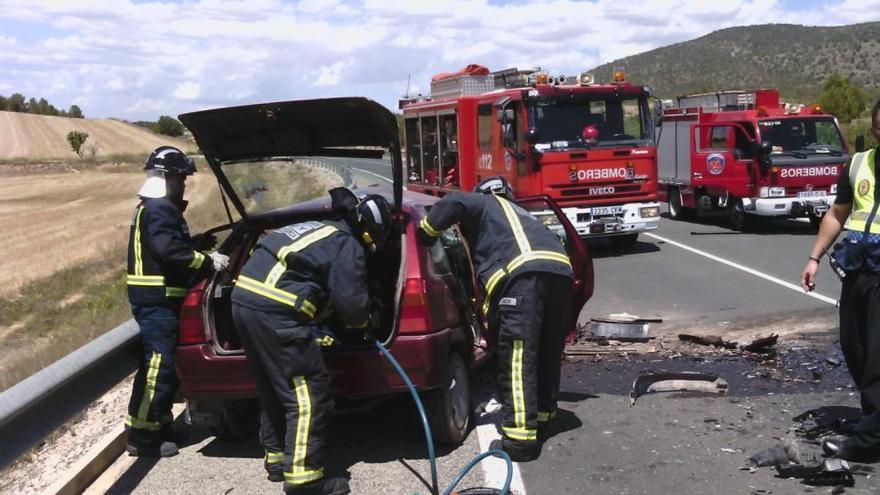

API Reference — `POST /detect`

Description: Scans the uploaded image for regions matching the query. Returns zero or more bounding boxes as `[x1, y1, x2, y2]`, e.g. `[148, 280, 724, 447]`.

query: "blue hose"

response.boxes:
[372, 338, 512, 495]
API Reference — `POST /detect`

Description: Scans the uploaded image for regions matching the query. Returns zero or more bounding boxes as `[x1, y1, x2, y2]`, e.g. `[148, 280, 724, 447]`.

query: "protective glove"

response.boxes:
[417, 226, 438, 246]
[191, 233, 217, 251]
[208, 251, 230, 271]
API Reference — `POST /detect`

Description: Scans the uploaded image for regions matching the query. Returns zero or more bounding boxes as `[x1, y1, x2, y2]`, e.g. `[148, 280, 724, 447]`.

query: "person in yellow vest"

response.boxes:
[802, 100, 880, 461]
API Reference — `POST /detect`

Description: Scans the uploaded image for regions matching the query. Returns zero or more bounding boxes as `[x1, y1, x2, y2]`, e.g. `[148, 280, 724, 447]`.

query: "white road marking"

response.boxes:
[644, 232, 838, 306]
[350, 167, 393, 183]
[475, 398, 527, 494]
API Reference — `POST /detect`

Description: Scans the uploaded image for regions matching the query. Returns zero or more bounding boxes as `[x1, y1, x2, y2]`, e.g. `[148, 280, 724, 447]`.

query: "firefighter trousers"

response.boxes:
[232, 304, 334, 486]
[495, 272, 573, 446]
[126, 303, 180, 439]
[839, 270, 880, 451]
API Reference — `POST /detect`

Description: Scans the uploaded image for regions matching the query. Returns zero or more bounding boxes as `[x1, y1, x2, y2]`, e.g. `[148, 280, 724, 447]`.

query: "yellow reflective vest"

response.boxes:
[844, 148, 879, 234]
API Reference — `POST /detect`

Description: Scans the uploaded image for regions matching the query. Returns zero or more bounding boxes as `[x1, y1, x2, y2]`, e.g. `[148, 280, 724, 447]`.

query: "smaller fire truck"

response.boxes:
[656, 89, 849, 230]
[400, 64, 660, 248]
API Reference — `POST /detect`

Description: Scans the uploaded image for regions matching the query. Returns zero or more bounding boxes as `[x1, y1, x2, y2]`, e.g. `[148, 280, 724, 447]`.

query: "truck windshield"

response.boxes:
[528, 95, 652, 149]
[758, 118, 845, 155]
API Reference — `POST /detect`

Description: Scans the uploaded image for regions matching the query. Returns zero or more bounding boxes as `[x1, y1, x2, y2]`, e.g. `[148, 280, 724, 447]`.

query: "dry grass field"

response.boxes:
[0, 111, 191, 161]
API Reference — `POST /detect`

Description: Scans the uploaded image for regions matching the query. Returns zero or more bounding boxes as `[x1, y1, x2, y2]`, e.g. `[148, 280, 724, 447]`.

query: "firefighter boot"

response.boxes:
[159, 423, 189, 445]
[489, 438, 541, 462]
[283, 477, 350, 495]
[126, 429, 179, 458]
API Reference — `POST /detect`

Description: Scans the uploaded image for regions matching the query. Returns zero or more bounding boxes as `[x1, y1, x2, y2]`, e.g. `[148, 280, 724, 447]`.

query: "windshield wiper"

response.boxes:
[773, 151, 808, 159]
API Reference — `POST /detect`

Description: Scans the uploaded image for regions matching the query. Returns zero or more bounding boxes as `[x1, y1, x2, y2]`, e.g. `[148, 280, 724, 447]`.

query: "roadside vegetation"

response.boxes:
[0, 93, 83, 118]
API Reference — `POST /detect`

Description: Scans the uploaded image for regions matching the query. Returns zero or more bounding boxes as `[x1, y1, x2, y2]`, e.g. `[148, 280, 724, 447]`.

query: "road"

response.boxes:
[94, 161, 880, 494]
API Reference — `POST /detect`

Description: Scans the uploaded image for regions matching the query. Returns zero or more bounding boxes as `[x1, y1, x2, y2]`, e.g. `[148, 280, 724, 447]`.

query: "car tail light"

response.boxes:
[399, 278, 431, 334]
[179, 281, 207, 345]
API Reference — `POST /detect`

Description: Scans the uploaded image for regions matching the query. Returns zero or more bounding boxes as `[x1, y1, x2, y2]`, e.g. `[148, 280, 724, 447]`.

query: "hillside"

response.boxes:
[0, 111, 190, 161]
[592, 22, 880, 102]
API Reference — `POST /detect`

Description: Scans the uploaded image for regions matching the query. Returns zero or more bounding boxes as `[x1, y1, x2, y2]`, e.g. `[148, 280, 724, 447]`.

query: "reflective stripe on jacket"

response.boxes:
[845, 149, 880, 234]
[127, 198, 209, 305]
[231, 220, 371, 328]
[421, 193, 573, 314]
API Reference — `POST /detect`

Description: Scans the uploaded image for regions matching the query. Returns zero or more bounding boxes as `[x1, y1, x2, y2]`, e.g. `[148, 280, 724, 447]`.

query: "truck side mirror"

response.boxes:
[757, 140, 772, 173]
[525, 127, 540, 145]
[856, 134, 865, 153]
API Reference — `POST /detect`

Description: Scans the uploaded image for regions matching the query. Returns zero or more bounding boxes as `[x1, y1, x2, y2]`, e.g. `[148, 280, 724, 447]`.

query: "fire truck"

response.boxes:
[656, 89, 850, 230]
[400, 64, 660, 248]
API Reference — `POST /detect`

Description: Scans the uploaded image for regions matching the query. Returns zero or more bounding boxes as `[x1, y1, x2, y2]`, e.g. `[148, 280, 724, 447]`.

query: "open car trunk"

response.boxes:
[203, 196, 405, 354]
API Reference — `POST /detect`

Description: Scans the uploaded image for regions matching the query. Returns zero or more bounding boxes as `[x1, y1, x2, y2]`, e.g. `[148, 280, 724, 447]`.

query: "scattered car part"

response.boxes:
[775, 458, 854, 487]
[747, 444, 791, 467]
[589, 320, 651, 342]
[741, 334, 779, 353]
[629, 371, 728, 406]
[678, 334, 736, 349]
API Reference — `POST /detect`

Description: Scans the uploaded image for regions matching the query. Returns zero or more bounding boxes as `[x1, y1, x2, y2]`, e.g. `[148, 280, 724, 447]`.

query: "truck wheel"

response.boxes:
[667, 187, 694, 220]
[213, 399, 259, 441]
[423, 352, 471, 445]
[729, 199, 756, 232]
[610, 233, 638, 249]
[809, 214, 823, 230]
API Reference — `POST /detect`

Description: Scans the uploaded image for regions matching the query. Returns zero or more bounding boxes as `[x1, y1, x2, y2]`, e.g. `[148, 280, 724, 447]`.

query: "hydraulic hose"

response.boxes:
[371, 337, 512, 495]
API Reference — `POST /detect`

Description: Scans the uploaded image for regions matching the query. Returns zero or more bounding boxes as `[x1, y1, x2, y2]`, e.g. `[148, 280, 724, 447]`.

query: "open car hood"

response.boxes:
[179, 97, 403, 217]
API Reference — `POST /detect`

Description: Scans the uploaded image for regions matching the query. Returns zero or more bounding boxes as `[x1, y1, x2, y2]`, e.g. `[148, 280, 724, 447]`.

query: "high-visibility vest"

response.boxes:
[844, 148, 880, 233]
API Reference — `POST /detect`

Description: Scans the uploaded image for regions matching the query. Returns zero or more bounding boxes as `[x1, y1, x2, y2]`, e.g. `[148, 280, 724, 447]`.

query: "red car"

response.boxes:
[174, 98, 594, 444]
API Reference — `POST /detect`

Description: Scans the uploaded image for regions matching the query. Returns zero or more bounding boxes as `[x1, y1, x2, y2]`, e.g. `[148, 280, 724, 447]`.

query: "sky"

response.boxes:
[0, 0, 879, 121]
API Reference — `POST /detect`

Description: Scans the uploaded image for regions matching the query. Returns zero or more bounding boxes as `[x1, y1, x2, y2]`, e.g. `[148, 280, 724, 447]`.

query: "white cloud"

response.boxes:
[0, 0, 877, 120]
[173, 82, 201, 100]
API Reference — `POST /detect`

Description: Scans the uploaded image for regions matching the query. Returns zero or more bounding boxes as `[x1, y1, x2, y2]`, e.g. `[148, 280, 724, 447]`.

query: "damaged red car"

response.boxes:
[174, 97, 594, 444]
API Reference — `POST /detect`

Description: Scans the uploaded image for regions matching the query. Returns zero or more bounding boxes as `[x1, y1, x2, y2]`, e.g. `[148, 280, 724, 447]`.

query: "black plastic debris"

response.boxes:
[775, 458, 855, 487]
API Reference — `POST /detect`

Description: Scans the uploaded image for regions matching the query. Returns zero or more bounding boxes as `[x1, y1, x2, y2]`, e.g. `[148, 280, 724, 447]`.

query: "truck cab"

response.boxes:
[657, 89, 849, 230]
[402, 65, 661, 249]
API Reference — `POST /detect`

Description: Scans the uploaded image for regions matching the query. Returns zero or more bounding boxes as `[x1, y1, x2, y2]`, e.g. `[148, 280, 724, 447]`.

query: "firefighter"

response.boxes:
[801, 100, 880, 462]
[231, 188, 393, 495]
[417, 176, 574, 462]
[125, 146, 230, 457]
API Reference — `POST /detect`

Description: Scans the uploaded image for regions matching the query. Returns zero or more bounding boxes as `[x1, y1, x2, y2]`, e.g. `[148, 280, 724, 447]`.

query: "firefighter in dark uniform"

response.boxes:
[802, 100, 880, 461]
[125, 146, 230, 457]
[418, 176, 574, 462]
[231, 189, 393, 495]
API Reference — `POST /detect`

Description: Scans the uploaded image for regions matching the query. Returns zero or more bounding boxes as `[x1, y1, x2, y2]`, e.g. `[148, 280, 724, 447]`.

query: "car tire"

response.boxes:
[668, 186, 694, 220]
[610, 233, 638, 250]
[729, 198, 756, 232]
[213, 399, 259, 441]
[423, 352, 471, 446]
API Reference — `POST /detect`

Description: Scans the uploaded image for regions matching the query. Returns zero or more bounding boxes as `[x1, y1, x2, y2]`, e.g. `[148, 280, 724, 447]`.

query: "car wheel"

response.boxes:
[213, 399, 259, 441]
[424, 352, 471, 445]
[668, 186, 694, 220]
[729, 198, 755, 232]
[610, 233, 638, 250]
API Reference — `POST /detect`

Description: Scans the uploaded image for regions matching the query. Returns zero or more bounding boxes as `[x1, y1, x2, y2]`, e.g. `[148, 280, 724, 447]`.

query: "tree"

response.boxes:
[8, 93, 25, 112]
[68, 105, 83, 118]
[819, 73, 868, 123]
[66, 130, 89, 158]
[0, 95, 7, 111]
[155, 115, 184, 136]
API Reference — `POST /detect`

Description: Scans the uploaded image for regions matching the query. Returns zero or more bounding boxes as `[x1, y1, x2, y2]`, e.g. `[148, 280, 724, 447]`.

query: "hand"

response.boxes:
[417, 227, 438, 246]
[801, 259, 819, 292]
[191, 233, 217, 251]
[209, 251, 230, 271]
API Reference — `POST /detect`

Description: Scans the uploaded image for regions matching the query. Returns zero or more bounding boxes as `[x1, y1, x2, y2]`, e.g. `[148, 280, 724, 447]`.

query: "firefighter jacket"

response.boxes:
[231, 220, 371, 328]
[420, 193, 573, 314]
[127, 198, 211, 306]
[845, 148, 880, 233]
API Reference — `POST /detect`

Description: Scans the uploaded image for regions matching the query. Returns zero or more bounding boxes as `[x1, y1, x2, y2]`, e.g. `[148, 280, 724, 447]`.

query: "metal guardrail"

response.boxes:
[298, 156, 357, 189]
[0, 320, 140, 470]
[0, 159, 355, 471]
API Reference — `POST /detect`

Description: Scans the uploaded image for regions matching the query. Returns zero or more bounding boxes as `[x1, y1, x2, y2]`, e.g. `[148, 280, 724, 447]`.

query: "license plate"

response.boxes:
[592, 206, 624, 216]
[797, 190, 825, 199]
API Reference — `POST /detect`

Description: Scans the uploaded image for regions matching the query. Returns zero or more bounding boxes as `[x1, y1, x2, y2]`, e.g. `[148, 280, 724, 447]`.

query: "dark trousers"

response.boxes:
[232, 304, 333, 486]
[495, 273, 573, 446]
[126, 303, 180, 439]
[840, 271, 880, 450]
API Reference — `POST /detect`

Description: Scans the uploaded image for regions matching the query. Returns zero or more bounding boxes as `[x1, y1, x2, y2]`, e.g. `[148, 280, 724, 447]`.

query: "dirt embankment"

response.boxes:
[0, 111, 191, 161]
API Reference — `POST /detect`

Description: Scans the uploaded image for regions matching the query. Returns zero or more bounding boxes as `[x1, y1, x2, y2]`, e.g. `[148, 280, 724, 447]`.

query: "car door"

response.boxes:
[515, 195, 594, 341]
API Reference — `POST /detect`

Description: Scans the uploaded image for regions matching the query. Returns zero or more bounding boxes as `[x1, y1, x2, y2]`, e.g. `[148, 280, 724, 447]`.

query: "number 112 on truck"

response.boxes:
[400, 65, 661, 249]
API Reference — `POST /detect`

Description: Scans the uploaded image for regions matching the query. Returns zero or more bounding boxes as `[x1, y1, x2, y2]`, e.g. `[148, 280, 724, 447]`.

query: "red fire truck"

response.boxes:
[656, 89, 849, 230]
[400, 65, 660, 248]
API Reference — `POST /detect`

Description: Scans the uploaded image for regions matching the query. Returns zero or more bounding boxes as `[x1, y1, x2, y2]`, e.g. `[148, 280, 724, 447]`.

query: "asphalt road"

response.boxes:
[96, 161, 880, 494]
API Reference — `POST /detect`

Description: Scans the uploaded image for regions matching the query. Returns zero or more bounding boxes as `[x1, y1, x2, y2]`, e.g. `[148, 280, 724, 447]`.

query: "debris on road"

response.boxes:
[775, 458, 855, 487]
[629, 371, 729, 406]
[585, 314, 662, 342]
[741, 334, 779, 353]
[678, 333, 779, 353]
[678, 333, 737, 349]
